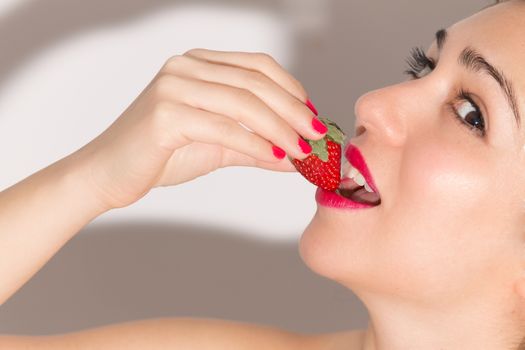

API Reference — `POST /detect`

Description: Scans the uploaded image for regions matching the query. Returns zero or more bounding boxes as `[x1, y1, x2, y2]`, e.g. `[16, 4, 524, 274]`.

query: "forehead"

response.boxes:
[441, 1, 525, 91]
[453, 1, 525, 52]
[428, 1, 525, 135]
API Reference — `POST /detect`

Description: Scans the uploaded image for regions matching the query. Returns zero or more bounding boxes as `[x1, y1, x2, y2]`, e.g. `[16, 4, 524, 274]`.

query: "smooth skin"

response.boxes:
[301, 0, 525, 349]
[3, 1, 525, 350]
[0, 48, 346, 348]
[0, 48, 327, 303]
[0, 318, 364, 349]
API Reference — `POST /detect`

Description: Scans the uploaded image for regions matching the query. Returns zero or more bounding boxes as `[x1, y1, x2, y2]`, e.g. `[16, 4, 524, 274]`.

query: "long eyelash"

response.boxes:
[403, 46, 435, 77]
[403, 47, 486, 138]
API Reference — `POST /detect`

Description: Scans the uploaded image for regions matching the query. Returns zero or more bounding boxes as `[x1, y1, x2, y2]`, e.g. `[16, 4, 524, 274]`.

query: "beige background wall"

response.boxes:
[0, 0, 490, 335]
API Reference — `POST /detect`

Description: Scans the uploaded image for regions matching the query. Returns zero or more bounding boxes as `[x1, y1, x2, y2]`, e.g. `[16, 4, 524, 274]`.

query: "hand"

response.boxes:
[72, 49, 327, 211]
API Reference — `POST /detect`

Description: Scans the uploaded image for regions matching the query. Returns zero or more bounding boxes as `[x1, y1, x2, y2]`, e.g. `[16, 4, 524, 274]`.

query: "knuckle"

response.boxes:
[232, 88, 268, 121]
[292, 97, 310, 115]
[151, 102, 179, 148]
[152, 101, 176, 124]
[163, 54, 188, 71]
[250, 52, 307, 101]
[152, 74, 180, 98]
[253, 52, 277, 66]
[183, 48, 204, 57]
[234, 88, 259, 105]
[244, 70, 269, 91]
[292, 81, 308, 101]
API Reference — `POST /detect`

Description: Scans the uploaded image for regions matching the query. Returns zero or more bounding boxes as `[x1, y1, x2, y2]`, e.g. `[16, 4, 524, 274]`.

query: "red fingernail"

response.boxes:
[306, 99, 318, 116]
[298, 137, 312, 154]
[312, 117, 328, 134]
[272, 145, 286, 159]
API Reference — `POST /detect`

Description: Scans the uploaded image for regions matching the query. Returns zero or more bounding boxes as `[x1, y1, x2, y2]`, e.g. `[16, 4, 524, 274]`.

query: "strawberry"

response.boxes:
[288, 117, 346, 191]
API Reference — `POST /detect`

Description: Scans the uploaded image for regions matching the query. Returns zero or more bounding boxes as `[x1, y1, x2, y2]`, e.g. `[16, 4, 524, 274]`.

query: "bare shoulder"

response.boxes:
[305, 329, 365, 350]
[0, 318, 363, 350]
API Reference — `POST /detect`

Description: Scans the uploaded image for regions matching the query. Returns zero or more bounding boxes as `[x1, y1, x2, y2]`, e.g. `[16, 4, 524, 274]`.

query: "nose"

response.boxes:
[353, 73, 450, 147]
[353, 85, 410, 147]
[348, 76, 450, 202]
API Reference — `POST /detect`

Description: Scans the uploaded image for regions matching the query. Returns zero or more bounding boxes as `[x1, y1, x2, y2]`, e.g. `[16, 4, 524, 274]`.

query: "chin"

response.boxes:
[298, 207, 402, 299]
[299, 208, 360, 284]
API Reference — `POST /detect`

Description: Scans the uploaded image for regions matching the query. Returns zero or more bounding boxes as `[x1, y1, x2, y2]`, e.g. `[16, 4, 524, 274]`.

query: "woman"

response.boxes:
[1, 0, 524, 348]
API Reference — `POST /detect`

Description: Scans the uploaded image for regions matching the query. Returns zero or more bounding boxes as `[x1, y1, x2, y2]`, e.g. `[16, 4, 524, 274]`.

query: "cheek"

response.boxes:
[400, 142, 486, 214]
[299, 138, 522, 305]
[380, 142, 516, 301]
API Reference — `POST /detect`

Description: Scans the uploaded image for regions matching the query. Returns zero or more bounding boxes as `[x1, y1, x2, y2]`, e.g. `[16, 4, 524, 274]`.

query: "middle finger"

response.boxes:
[161, 55, 326, 142]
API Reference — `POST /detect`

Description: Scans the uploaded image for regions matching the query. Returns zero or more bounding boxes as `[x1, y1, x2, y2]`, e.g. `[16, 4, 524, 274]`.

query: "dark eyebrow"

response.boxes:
[435, 28, 521, 130]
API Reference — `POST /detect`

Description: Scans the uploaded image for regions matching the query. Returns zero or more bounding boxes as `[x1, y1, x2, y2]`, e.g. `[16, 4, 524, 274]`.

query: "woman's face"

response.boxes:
[300, 0, 525, 309]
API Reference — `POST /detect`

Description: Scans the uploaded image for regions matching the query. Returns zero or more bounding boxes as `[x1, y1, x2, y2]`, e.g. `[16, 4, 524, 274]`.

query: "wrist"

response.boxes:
[56, 149, 113, 218]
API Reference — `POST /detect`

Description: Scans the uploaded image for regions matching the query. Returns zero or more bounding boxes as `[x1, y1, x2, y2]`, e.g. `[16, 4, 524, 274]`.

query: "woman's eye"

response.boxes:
[403, 46, 487, 138]
[448, 91, 486, 137]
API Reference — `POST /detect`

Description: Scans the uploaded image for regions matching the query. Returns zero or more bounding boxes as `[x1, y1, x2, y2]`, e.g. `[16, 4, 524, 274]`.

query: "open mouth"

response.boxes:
[337, 143, 382, 207]
[337, 178, 381, 206]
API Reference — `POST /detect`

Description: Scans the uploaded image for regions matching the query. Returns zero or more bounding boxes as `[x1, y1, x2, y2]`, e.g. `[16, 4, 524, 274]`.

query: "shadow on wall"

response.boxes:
[0, 0, 279, 95]
[0, 221, 368, 335]
[0, 0, 487, 132]
[0, 0, 490, 336]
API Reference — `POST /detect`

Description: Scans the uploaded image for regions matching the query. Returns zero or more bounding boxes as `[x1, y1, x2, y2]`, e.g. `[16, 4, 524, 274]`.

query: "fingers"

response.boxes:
[182, 49, 307, 102]
[151, 74, 316, 160]
[161, 53, 326, 142]
[153, 102, 290, 164]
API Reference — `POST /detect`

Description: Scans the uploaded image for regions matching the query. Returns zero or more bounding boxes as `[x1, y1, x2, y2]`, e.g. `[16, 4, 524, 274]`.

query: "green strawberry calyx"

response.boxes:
[288, 116, 346, 163]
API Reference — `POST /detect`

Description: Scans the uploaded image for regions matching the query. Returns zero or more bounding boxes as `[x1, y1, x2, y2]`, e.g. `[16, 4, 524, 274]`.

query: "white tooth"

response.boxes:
[342, 161, 352, 176]
[348, 167, 358, 179]
[354, 173, 366, 187]
[364, 182, 373, 193]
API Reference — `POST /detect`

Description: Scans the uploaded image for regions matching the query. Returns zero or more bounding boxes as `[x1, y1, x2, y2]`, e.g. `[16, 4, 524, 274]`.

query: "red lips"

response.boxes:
[344, 143, 380, 196]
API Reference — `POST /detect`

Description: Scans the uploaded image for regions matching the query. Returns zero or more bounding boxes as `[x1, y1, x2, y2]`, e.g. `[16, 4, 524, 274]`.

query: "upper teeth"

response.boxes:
[345, 165, 374, 193]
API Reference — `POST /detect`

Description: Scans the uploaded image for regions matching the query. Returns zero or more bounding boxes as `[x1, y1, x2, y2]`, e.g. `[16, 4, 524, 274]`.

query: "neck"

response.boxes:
[354, 290, 523, 350]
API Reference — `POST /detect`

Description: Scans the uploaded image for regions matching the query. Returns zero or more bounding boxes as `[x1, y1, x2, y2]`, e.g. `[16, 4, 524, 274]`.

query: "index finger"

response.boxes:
[183, 49, 310, 105]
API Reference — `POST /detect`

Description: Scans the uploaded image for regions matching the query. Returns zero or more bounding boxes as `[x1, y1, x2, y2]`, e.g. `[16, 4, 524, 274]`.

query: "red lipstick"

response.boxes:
[315, 187, 377, 209]
[344, 144, 380, 195]
[315, 143, 380, 209]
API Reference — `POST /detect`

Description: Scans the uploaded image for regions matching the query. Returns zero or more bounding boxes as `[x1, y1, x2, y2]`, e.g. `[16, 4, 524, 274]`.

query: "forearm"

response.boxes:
[0, 152, 108, 305]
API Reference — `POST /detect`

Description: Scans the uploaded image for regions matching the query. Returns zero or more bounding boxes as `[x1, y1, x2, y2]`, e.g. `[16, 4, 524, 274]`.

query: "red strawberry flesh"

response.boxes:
[289, 117, 346, 191]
